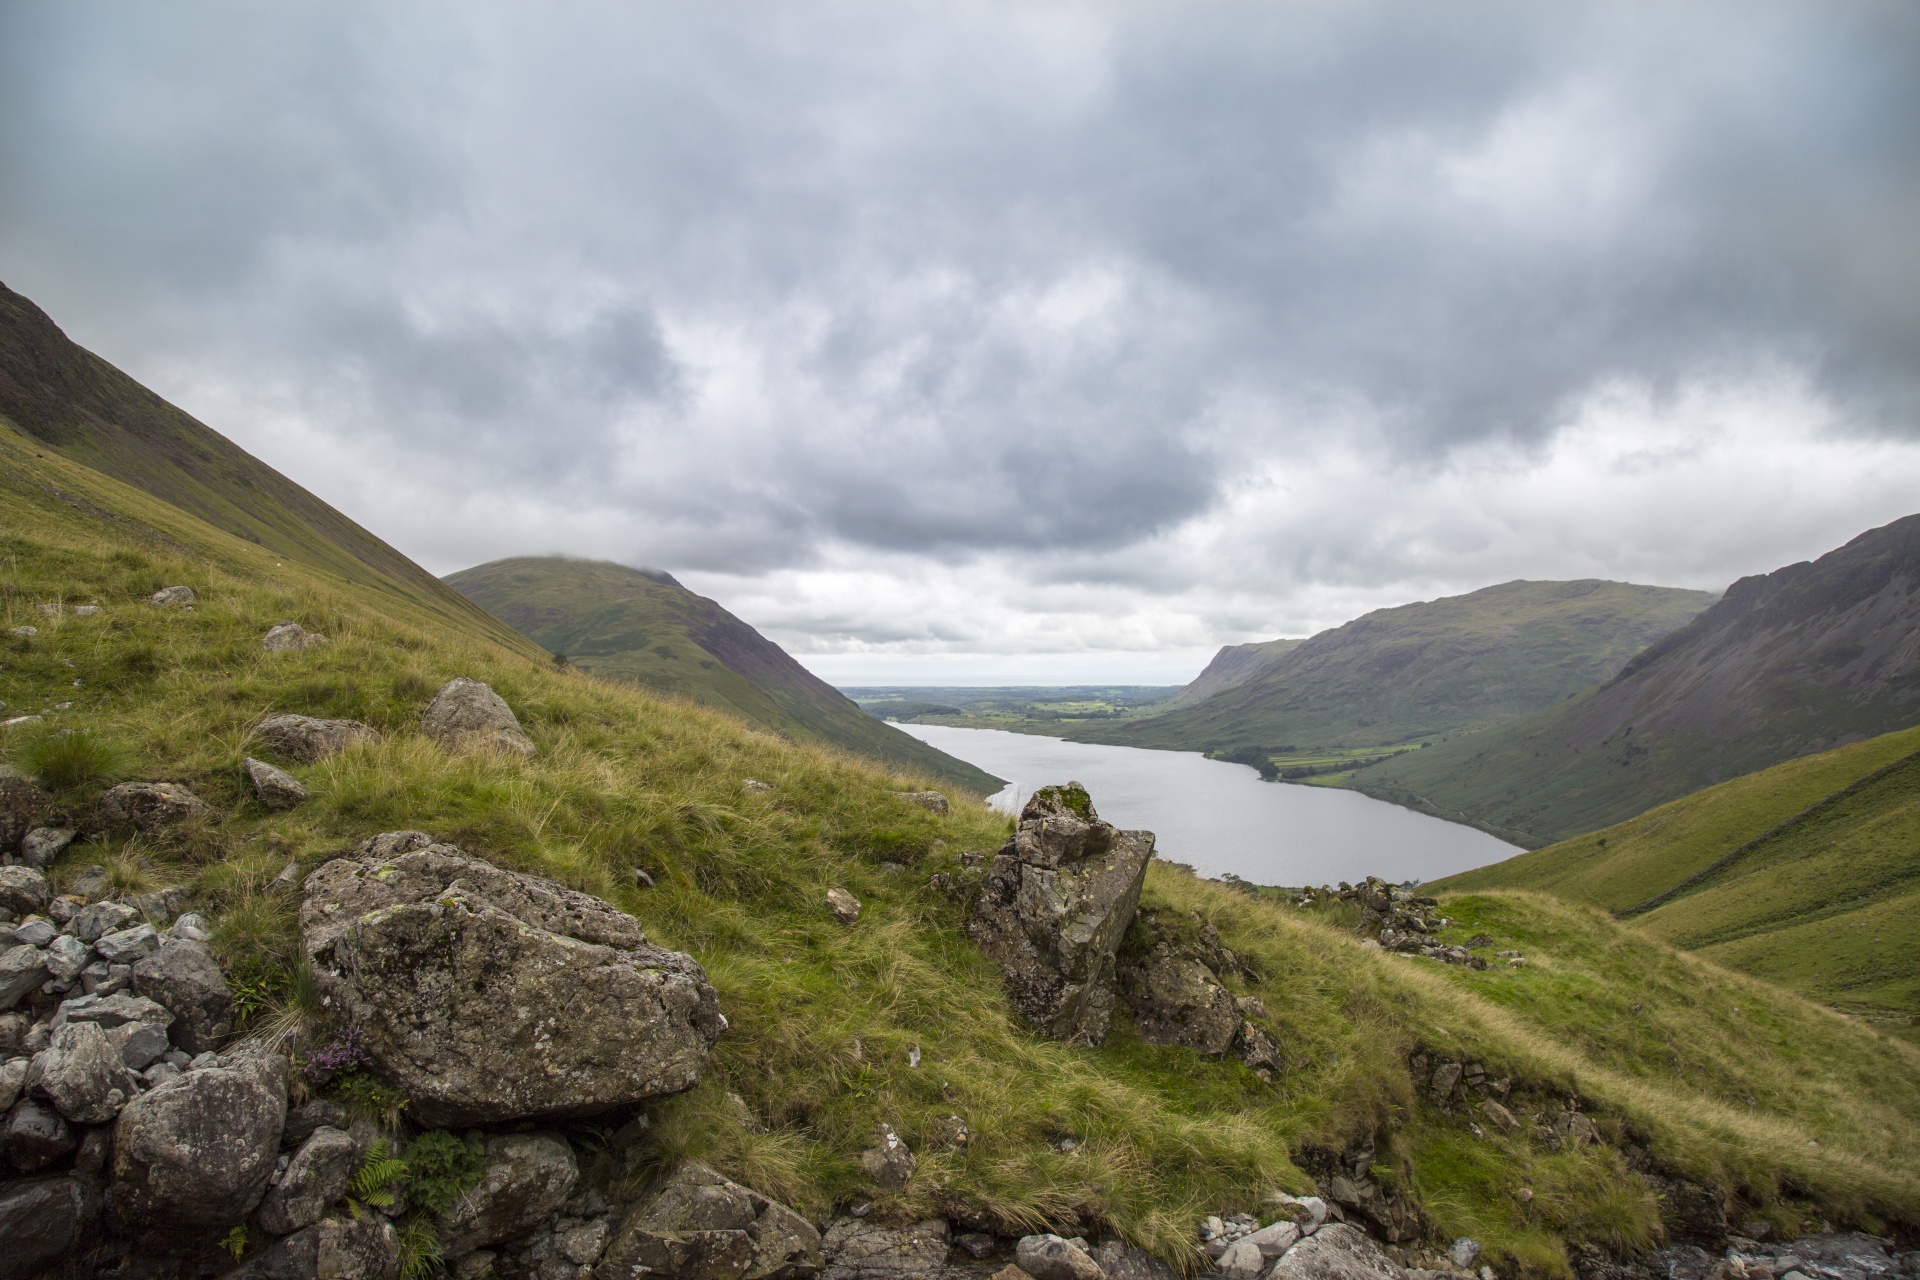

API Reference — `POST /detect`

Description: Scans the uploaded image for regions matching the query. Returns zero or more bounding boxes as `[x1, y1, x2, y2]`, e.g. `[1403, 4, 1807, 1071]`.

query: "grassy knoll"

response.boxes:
[5, 428, 1920, 1272]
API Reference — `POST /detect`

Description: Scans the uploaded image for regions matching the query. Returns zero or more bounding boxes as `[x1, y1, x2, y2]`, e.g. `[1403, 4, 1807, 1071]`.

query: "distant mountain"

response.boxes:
[1158, 638, 1303, 710]
[1429, 722, 1920, 1029]
[1076, 579, 1716, 754]
[0, 281, 532, 654]
[1361, 515, 1920, 845]
[446, 556, 1002, 793]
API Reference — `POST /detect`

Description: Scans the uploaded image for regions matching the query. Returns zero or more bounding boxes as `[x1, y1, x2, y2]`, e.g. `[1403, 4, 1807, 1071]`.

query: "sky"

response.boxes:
[3, 1, 1917, 685]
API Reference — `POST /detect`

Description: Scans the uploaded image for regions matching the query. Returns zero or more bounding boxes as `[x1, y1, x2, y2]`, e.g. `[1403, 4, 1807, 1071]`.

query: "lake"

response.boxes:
[897, 723, 1520, 886]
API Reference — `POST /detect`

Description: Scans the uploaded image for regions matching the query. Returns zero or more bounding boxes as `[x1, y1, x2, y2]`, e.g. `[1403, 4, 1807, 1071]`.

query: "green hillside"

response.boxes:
[1078, 580, 1714, 756]
[1158, 638, 1304, 709]
[1428, 726, 1920, 1032]
[445, 556, 1000, 795]
[1357, 516, 1920, 846]
[6, 424, 1920, 1271]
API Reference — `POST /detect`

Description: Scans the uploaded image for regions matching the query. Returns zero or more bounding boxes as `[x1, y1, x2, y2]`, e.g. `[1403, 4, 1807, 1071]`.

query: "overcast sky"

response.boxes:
[4, 2, 1917, 683]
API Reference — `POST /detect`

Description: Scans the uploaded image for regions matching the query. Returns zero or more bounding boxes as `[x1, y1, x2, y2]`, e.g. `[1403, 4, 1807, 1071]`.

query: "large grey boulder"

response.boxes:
[251, 714, 378, 764]
[601, 1161, 822, 1280]
[111, 1048, 288, 1241]
[1119, 941, 1241, 1055]
[0, 1173, 103, 1280]
[1265, 1224, 1402, 1280]
[0, 944, 50, 1010]
[222, 1212, 401, 1280]
[300, 843, 724, 1126]
[18, 826, 72, 870]
[420, 677, 535, 755]
[255, 1125, 356, 1236]
[820, 1217, 950, 1280]
[4, 1096, 76, 1170]
[438, 1132, 579, 1258]
[134, 941, 236, 1054]
[967, 783, 1154, 1044]
[245, 757, 310, 810]
[260, 623, 328, 653]
[95, 782, 210, 834]
[0, 865, 49, 917]
[69, 900, 139, 944]
[37, 1021, 140, 1123]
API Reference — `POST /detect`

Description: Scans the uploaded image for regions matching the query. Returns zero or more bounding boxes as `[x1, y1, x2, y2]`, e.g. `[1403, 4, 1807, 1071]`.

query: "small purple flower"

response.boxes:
[301, 1027, 370, 1085]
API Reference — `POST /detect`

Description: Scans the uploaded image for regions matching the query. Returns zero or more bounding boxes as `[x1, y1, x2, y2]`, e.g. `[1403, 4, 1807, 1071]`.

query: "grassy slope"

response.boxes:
[1079, 581, 1715, 755]
[4, 433, 1920, 1272]
[1359, 517, 1920, 847]
[1159, 639, 1305, 710]
[1426, 726, 1920, 1028]
[0, 280, 534, 657]
[444, 556, 1000, 796]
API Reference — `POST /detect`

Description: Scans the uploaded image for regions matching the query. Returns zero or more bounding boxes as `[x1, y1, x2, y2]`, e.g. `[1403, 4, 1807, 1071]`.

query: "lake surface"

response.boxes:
[898, 723, 1520, 886]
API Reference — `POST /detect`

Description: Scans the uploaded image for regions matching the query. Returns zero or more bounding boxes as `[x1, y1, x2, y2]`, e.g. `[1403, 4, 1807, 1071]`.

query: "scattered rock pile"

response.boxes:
[1299, 878, 1523, 970]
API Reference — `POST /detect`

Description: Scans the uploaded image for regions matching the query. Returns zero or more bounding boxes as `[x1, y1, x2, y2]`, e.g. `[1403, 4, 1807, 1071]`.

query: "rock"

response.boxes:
[171, 912, 214, 943]
[111, 1020, 172, 1070]
[956, 1233, 998, 1260]
[1479, 1100, 1519, 1133]
[73, 605, 101, 617]
[224, 1212, 402, 1279]
[1119, 940, 1240, 1055]
[1272, 1195, 1329, 1231]
[69, 900, 139, 944]
[967, 783, 1154, 1044]
[891, 791, 950, 816]
[256, 1125, 356, 1236]
[1215, 1237, 1267, 1280]
[8, 625, 36, 638]
[93, 922, 161, 963]
[95, 782, 210, 834]
[858, 1123, 916, 1189]
[1246, 1221, 1302, 1258]
[744, 779, 774, 793]
[261, 622, 329, 653]
[301, 844, 724, 1126]
[245, 757, 310, 810]
[1450, 1239, 1481, 1269]
[0, 1055, 27, 1109]
[5, 1096, 76, 1170]
[53, 990, 173, 1032]
[0, 1174, 103, 1280]
[1429, 1061, 1462, 1103]
[134, 940, 236, 1055]
[0, 945, 50, 1009]
[250, 714, 378, 764]
[37, 1022, 143, 1125]
[827, 887, 862, 925]
[558, 1218, 612, 1265]
[821, 1217, 950, 1278]
[1016, 1235, 1104, 1280]
[45, 933, 91, 981]
[1237, 1022, 1284, 1075]
[0, 866, 50, 917]
[18, 827, 73, 870]
[127, 885, 190, 924]
[438, 1133, 579, 1258]
[110, 1048, 288, 1241]
[1091, 1241, 1180, 1280]
[0, 775, 49, 861]
[74, 1123, 112, 1173]
[281, 1099, 349, 1149]
[150, 586, 196, 607]
[11, 918, 55, 947]
[420, 678, 535, 756]
[1265, 1224, 1401, 1280]
[600, 1160, 823, 1280]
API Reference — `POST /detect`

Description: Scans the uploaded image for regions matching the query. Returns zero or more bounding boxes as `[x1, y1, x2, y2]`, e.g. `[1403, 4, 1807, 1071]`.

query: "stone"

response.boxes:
[1265, 1224, 1402, 1280]
[261, 622, 329, 653]
[600, 1160, 823, 1280]
[438, 1133, 579, 1258]
[956, 1233, 998, 1260]
[8, 625, 36, 638]
[1246, 1221, 1302, 1258]
[69, 900, 139, 944]
[1016, 1235, 1104, 1280]
[13, 917, 56, 947]
[110, 1048, 288, 1241]
[246, 757, 310, 810]
[744, 779, 774, 793]
[281, 1098, 349, 1149]
[1450, 1239, 1481, 1269]
[1215, 1237, 1268, 1280]
[0, 1174, 103, 1279]
[75, 1124, 111, 1173]
[257, 1125, 357, 1236]
[858, 1123, 916, 1189]
[1238, 1022, 1284, 1075]
[73, 605, 101, 617]
[0, 774, 49, 861]
[150, 586, 196, 607]
[1119, 941, 1240, 1055]
[128, 885, 190, 924]
[95, 782, 210, 834]
[93, 922, 161, 963]
[821, 1216, 950, 1278]
[53, 990, 173, 1033]
[0, 866, 50, 917]
[891, 791, 950, 816]
[44, 932, 90, 980]
[1479, 1100, 1519, 1133]
[827, 887, 862, 925]
[5, 1096, 76, 1170]
[301, 844, 724, 1126]
[0, 945, 50, 1009]
[0, 1055, 27, 1110]
[224, 1212, 402, 1279]
[558, 1218, 612, 1265]
[37, 1022, 139, 1122]
[251, 714, 379, 764]
[171, 912, 214, 943]
[967, 783, 1154, 1044]
[19, 827, 73, 870]
[420, 678, 536, 755]
[1092, 1241, 1180, 1280]
[110, 1019, 172, 1070]
[1429, 1061, 1462, 1103]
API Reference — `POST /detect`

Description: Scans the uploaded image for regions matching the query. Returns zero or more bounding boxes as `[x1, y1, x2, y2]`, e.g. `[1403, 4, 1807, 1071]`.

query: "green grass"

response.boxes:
[5, 423, 1920, 1274]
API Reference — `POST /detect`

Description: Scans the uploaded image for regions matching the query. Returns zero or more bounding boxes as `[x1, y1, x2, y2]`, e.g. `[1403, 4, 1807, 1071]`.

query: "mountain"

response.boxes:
[1078, 579, 1716, 754]
[1158, 638, 1303, 709]
[444, 556, 1001, 794]
[1429, 723, 1920, 1031]
[1359, 516, 1920, 846]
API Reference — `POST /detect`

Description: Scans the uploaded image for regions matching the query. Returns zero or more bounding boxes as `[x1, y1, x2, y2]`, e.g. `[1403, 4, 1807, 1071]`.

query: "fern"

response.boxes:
[349, 1139, 409, 1209]
[403, 1129, 486, 1216]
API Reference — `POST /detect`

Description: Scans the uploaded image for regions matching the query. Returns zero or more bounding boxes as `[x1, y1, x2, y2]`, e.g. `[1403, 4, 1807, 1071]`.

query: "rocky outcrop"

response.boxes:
[967, 784, 1154, 1045]
[260, 622, 328, 653]
[250, 714, 378, 763]
[94, 782, 210, 835]
[891, 791, 950, 816]
[420, 678, 535, 755]
[820, 1216, 951, 1280]
[1117, 910, 1285, 1077]
[299, 838, 724, 1126]
[438, 1132, 579, 1258]
[244, 757, 309, 810]
[1266, 1224, 1403, 1280]
[600, 1160, 822, 1280]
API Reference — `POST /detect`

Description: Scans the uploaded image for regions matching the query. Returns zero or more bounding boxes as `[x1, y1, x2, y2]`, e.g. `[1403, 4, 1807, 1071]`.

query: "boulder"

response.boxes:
[281, 1099, 349, 1149]
[0, 945, 49, 1010]
[37, 1021, 141, 1123]
[256, 1125, 356, 1236]
[52, 990, 173, 1033]
[300, 843, 724, 1126]
[95, 782, 209, 834]
[967, 783, 1154, 1044]
[0, 1173, 103, 1280]
[826, 887, 861, 925]
[600, 1160, 823, 1280]
[891, 791, 950, 816]
[150, 586, 196, 607]
[1265, 1224, 1402, 1280]
[245, 757, 310, 810]
[18, 826, 72, 870]
[69, 900, 139, 944]
[134, 941, 236, 1054]
[1015, 1235, 1104, 1280]
[250, 714, 378, 764]
[858, 1123, 916, 1189]
[111, 1048, 288, 1241]
[0, 866, 50, 917]
[93, 923, 161, 963]
[45, 932, 90, 981]
[1118, 942, 1240, 1056]
[0, 1056, 27, 1110]
[1091, 1241, 1181, 1280]
[438, 1132, 579, 1258]
[1215, 1237, 1268, 1280]
[821, 1217, 951, 1279]
[1450, 1239, 1481, 1269]
[261, 623, 329, 653]
[4, 1096, 76, 1170]
[222, 1212, 402, 1280]
[420, 678, 535, 755]
[111, 1020, 172, 1070]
